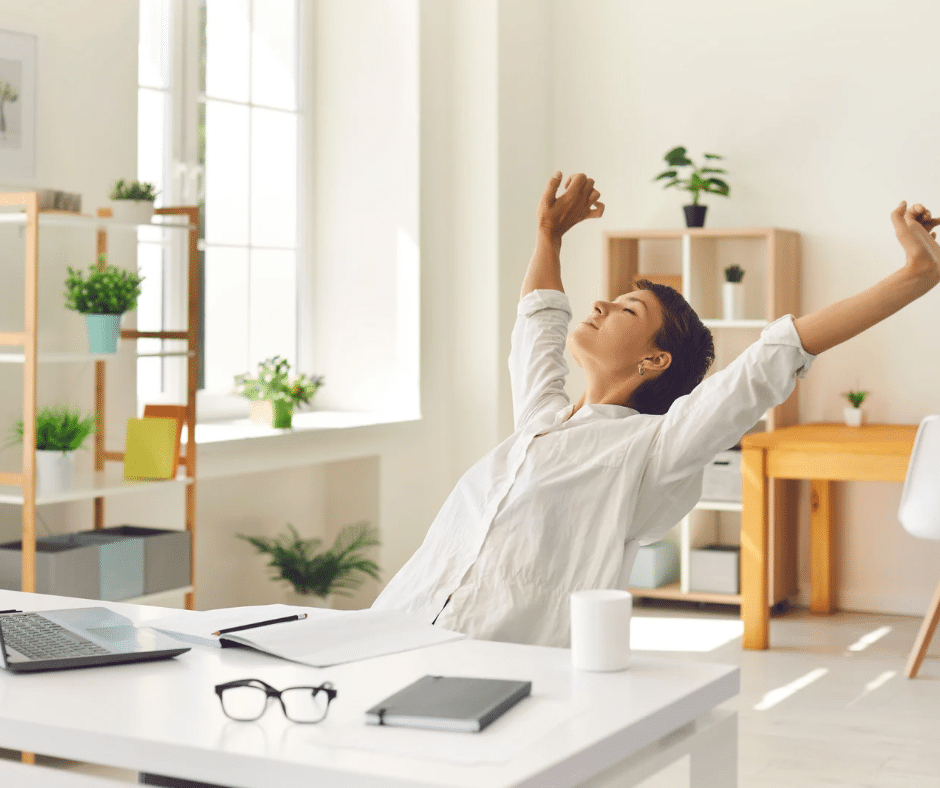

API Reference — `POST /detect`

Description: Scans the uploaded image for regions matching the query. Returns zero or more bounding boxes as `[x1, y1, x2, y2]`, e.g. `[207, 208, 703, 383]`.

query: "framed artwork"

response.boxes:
[0, 29, 36, 183]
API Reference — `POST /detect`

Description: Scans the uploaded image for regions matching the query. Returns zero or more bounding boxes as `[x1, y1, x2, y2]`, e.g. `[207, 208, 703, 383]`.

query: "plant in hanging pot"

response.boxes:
[233, 355, 324, 429]
[654, 146, 730, 227]
[5, 406, 97, 495]
[64, 253, 145, 354]
[237, 521, 381, 607]
[108, 179, 159, 225]
[842, 390, 869, 427]
[722, 264, 745, 321]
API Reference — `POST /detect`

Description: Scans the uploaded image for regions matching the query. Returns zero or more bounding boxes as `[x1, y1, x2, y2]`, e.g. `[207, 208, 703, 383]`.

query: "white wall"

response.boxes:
[547, 0, 940, 615]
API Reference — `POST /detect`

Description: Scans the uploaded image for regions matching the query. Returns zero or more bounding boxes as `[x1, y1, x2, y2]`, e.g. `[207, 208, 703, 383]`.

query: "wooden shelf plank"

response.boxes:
[0, 350, 195, 363]
[629, 582, 742, 605]
[0, 470, 193, 506]
[0, 211, 195, 231]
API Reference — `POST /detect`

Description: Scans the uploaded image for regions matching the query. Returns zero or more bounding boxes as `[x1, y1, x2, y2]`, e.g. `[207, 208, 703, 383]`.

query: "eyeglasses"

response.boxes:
[214, 678, 337, 723]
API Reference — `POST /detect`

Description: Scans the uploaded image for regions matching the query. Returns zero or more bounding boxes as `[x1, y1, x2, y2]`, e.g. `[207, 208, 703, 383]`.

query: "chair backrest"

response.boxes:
[899, 415, 940, 541]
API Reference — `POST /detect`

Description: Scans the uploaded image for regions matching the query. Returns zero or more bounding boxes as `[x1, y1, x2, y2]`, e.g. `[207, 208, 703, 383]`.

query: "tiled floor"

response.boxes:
[3, 605, 939, 786]
[630, 603, 940, 787]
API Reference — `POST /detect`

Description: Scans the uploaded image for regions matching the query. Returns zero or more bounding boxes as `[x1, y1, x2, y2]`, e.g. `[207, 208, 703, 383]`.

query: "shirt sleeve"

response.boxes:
[645, 314, 816, 484]
[509, 289, 573, 430]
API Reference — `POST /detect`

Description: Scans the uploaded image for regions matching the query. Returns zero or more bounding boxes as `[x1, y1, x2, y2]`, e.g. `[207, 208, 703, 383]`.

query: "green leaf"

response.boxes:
[664, 146, 692, 167]
[706, 178, 730, 196]
[704, 153, 723, 159]
[700, 168, 726, 174]
[653, 170, 678, 182]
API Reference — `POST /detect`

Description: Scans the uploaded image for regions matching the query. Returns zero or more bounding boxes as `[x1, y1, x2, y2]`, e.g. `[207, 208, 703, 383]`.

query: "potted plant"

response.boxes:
[5, 406, 97, 495]
[723, 264, 745, 320]
[64, 253, 145, 354]
[654, 146, 730, 227]
[233, 355, 323, 429]
[108, 179, 159, 225]
[237, 521, 381, 606]
[842, 390, 869, 427]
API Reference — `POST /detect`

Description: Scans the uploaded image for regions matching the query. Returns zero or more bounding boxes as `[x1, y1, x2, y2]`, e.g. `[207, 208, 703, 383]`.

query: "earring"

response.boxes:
[638, 365, 645, 377]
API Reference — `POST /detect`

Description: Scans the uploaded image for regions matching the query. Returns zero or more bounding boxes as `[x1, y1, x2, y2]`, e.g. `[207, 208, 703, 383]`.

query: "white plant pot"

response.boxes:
[108, 200, 154, 225]
[35, 450, 76, 495]
[722, 281, 745, 321]
[285, 589, 333, 609]
[843, 406, 864, 427]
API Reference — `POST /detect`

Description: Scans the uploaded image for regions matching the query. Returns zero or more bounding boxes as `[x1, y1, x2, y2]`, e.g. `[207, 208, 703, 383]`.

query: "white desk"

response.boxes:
[0, 591, 739, 787]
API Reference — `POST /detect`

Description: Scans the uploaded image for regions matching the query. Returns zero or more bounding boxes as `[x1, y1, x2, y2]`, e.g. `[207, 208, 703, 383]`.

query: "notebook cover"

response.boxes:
[142, 404, 186, 473]
[123, 418, 178, 480]
[365, 675, 532, 733]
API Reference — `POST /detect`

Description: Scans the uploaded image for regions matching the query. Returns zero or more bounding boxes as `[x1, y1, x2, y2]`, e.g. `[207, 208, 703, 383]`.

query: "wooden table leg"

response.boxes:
[741, 447, 769, 649]
[810, 480, 833, 613]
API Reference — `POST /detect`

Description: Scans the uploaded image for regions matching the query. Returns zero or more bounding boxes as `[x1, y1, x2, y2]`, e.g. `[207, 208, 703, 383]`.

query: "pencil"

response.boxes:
[212, 613, 308, 637]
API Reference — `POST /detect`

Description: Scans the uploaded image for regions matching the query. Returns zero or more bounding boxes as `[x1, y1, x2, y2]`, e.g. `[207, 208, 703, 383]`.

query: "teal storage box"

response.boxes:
[629, 541, 680, 589]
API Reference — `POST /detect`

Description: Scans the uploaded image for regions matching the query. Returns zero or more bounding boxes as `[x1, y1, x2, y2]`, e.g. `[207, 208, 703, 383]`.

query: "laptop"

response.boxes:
[0, 607, 190, 673]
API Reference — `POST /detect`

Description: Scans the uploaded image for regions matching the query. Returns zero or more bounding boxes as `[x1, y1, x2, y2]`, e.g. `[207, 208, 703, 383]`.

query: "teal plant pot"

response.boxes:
[84, 313, 123, 354]
[272, 399, 294, 429]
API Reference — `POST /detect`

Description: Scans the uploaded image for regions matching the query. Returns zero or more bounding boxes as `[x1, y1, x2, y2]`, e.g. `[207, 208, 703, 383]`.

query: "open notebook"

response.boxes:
[146, 605, 464, 667]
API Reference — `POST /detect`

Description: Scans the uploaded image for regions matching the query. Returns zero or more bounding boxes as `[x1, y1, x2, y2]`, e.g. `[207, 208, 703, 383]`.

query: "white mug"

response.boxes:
[570, 589, 632, 672]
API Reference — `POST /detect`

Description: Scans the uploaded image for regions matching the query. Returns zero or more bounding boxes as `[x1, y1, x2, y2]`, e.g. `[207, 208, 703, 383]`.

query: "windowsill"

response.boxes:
[194, 408, 422, 445]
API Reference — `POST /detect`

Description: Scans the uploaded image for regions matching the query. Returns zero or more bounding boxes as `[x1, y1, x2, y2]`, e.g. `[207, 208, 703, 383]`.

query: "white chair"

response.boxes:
[898, 414, 940, 678]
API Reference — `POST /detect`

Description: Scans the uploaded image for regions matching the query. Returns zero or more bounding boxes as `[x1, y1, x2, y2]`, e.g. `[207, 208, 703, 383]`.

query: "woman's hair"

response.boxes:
[628, 279, 715, 416]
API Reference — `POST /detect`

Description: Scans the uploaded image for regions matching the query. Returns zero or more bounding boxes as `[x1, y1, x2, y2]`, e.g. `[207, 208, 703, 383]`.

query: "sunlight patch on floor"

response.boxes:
[846, 670, 897, 707]
[846, 625, 892, 652]
[630, 616, 743, 652]
[753, 667, 828, 711]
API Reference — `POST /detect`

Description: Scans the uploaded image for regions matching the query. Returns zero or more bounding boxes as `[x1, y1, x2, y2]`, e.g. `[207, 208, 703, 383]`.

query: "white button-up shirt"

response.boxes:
[372, 289, 815, 647]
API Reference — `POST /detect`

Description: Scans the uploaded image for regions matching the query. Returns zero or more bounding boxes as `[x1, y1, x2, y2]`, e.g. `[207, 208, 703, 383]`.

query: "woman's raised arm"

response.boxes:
[520, 172, 605, 299]
[793, 202, 940, 355]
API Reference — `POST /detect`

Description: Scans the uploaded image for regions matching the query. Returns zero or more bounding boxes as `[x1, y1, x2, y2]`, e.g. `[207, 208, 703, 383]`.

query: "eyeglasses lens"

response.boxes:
[220, 685, 268, 721]
[280, 687, 330, 723]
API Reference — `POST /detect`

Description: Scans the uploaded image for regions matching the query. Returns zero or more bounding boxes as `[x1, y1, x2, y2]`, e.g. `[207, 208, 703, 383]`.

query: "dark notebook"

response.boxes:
[365, 675, 532, 733]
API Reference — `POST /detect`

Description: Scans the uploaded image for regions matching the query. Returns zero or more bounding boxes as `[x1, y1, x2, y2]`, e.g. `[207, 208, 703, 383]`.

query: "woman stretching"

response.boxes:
[373, 172, 940, 648]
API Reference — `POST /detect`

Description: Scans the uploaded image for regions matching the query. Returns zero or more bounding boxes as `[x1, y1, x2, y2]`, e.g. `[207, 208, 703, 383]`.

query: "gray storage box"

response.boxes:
[689, 544, 740, 594]
[701, 450, 742, 502]
[629, 541, 680, 589]
[0, 526, 189, 600]
[0, 534, 101, 599]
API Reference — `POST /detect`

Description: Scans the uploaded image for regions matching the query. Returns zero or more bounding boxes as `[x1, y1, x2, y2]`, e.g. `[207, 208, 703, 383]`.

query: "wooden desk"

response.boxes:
[740, 423, 917, 650]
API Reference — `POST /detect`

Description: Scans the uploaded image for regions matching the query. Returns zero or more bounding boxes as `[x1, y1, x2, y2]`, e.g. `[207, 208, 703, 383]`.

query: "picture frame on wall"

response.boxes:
[0, 29, 37, 183]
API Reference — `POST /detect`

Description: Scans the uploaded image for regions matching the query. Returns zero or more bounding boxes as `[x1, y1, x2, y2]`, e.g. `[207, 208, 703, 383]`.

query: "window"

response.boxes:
[137, 0, 302, 416]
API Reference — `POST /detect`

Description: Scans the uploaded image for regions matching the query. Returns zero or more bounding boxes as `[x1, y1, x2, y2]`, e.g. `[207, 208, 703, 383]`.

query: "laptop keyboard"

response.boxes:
[0, 613, 110, 661]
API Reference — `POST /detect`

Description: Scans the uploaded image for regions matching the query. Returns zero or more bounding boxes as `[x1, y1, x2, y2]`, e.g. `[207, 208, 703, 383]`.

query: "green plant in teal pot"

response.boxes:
[64, 253, 144, 354]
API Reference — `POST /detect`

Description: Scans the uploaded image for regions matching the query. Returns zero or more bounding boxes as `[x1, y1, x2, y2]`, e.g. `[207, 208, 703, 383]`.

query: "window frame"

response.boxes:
[138, 0, 310, 421]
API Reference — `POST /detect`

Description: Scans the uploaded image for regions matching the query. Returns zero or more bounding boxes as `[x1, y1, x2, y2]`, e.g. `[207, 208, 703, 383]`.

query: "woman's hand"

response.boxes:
[892, 201, 940, 293]
[537, 172, 605, 239]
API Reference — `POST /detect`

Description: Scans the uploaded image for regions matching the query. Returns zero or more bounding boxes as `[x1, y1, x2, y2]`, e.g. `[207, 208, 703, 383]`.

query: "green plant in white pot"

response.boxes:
[722, 264, 745, 320]
[64, 253, 144, 354]
[5, 406, 97, 495]
[842, 390, 869, 427]
[233, 355, 323, 429]
[237, 521, 381, 606]
[108, 179, 159, 225]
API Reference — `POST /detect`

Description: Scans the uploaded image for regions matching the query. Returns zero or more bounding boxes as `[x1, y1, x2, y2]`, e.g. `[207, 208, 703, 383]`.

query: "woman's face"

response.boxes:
[567, 289, 665, 375]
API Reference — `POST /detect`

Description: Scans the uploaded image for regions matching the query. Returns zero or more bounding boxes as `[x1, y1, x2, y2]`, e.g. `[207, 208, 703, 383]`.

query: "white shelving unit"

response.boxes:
[605, 227, 802, 606]
[0, 193, 200, 610]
